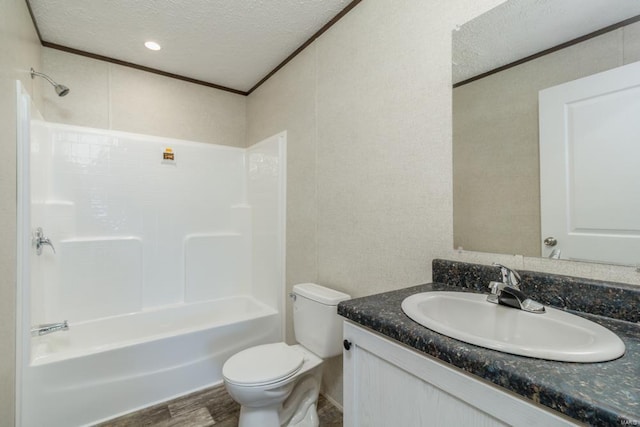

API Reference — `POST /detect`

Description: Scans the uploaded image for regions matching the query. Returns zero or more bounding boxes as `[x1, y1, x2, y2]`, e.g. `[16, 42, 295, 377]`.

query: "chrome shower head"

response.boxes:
[55, 84, 70, 97]
[30, 68, 70, 97]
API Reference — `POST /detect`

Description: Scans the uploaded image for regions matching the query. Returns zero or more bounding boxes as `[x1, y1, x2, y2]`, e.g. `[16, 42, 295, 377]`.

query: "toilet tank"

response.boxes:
[292, 283, 351, 358]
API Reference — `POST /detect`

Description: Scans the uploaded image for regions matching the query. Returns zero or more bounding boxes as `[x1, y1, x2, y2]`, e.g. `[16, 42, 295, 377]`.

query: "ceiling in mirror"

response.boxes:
[27, 0, 356, 93]
[453, 0, 640, 85]
[452, 0, 640, 266]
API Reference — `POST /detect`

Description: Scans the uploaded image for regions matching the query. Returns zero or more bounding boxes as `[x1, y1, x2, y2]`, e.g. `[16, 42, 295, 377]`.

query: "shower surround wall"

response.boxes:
[23, 121, 285, 426]
[30, 121, 250, 321]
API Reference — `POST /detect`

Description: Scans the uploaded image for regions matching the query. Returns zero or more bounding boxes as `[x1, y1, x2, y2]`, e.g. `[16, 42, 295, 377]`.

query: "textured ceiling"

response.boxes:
[28, 0, 352, 93]
[453, 0, 640, 84]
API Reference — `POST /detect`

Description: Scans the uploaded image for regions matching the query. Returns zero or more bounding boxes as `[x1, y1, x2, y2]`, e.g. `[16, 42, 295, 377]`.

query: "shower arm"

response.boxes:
[30, 67, 70, 97]
[30, 68, 57, 86]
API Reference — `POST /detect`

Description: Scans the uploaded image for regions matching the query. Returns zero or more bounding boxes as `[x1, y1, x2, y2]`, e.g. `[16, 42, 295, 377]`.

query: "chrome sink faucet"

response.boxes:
[487, 263, 545, 314]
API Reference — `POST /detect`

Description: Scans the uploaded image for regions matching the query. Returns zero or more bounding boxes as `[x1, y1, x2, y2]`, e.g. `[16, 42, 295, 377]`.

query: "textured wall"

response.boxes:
[247, 0, 507, 406]
[454, 22, 640, 257]
[42, 48, 247, 147]
[247, 46, 318, 346]
[0, 0, 42, 425]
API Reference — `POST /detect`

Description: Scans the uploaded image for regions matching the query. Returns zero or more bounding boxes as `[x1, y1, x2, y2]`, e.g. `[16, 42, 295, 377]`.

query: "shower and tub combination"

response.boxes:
[16, 83, 287, 426]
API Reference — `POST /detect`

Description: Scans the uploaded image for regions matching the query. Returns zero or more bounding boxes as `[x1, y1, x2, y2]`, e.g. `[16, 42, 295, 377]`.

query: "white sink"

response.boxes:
[401, 291, 625, 363]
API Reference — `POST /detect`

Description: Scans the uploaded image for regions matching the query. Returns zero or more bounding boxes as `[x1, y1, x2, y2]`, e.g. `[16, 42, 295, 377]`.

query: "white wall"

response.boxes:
[30, 122, 255, 325]
[0, 0, 42, 424]
[247, 0, 508, 404]
[41, 48, 247, 148]
[247, 133, 287, 312]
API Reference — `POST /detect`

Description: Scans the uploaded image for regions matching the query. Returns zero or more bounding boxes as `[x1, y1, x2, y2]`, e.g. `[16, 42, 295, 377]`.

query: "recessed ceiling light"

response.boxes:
[144, 41, 161, 51]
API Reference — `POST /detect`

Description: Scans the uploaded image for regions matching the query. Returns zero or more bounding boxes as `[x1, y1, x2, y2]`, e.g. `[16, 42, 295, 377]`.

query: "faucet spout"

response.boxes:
[31, 321, 69, 336]
[495, 286, 545, 313]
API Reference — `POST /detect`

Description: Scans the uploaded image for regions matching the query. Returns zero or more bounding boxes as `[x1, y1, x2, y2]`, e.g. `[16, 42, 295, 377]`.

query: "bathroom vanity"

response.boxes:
[342, 322, 575, 426]
[338, 260, 640, 426]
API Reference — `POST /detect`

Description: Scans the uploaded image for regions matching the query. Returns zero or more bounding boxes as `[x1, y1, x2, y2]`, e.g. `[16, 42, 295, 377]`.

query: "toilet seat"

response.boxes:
[223, 343, 304, 387]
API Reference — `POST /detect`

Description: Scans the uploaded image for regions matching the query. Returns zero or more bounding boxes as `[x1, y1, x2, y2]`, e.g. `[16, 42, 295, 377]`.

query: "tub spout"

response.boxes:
[31, 320, 69, 336]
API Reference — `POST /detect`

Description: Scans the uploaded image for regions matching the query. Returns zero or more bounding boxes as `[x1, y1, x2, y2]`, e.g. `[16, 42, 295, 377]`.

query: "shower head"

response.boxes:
[30, 68, 70, 97]
[54, 84, 70, 97]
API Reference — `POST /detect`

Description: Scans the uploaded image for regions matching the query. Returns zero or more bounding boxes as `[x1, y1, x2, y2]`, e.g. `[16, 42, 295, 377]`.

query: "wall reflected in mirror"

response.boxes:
[452, 0, 640, 266]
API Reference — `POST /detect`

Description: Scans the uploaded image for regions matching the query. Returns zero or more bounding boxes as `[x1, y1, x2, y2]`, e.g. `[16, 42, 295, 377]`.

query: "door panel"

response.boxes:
[539, 61, 640, 265]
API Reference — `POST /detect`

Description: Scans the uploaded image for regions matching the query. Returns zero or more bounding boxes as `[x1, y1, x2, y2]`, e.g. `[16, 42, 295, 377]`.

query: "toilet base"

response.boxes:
[280, 373, 320, 427]
[286, 400, 319, 427]
[236, 401, 319, 427]
[238, 405, 281, 427]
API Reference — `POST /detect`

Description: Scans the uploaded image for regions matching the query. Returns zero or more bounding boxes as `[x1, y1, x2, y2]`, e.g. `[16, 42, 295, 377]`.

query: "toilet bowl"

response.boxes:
[223, 343, 323, 427]
[222, 283, 350, 427]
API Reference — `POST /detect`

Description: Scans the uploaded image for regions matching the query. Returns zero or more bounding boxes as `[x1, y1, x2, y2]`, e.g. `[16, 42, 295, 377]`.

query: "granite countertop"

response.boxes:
[338, 282, 640, 426]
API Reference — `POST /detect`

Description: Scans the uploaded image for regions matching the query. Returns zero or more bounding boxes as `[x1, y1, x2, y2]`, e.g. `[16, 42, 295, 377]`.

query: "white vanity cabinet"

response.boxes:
[342, 322, 578, 427]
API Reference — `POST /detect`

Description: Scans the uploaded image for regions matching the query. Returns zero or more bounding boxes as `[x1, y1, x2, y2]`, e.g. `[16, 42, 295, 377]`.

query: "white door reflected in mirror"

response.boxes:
[539, 61, 640, 265]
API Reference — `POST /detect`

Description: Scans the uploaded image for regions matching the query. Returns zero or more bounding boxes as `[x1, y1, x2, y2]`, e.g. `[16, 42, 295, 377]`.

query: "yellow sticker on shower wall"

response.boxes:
[163, 148, 174, 161]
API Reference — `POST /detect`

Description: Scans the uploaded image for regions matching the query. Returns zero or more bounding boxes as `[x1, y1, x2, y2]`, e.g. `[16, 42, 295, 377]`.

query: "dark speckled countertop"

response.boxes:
[338, 260, 640, 426]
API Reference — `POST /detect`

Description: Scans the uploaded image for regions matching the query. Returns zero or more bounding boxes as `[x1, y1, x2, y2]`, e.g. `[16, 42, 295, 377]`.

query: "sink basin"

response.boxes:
[401, 291, 625, 362]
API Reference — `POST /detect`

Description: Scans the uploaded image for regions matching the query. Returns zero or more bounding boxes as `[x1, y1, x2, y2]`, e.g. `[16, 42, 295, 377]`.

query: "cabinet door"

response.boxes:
[343, 322, 577, 427]
[344, 341, 506, 426]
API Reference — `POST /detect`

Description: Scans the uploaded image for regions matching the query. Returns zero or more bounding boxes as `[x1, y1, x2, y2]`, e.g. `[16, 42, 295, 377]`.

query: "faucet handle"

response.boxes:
[487, 281, 505, 304]
[34, 227, 56, 256]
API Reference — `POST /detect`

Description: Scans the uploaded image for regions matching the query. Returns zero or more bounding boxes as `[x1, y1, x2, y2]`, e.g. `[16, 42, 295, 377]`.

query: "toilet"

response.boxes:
[222, 283, 350, 427]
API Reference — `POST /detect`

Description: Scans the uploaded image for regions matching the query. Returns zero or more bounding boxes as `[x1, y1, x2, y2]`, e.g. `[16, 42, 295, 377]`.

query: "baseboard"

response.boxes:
[320, 392, 343, 412]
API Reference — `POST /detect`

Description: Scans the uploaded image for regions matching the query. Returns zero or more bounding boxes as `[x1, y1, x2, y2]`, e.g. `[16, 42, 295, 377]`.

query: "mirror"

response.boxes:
[452, 0, 640, 266]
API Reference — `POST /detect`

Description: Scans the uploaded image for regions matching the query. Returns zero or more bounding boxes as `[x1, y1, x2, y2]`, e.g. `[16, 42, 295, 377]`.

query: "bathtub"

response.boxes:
[22, 296, 280, 427]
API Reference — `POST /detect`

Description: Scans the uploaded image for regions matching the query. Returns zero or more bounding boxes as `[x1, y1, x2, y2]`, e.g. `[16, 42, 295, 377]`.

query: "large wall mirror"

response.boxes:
[452, 0, 640, 266]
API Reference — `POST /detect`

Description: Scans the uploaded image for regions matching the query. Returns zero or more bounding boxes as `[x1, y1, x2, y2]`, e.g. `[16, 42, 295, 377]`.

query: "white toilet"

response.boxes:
[222, 283, 350, 427]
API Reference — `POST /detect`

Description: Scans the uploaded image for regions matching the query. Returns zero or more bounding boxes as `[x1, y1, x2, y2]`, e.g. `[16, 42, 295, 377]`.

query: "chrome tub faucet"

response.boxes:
[31, 321, 69, 337]
[33, 227, 56, 256]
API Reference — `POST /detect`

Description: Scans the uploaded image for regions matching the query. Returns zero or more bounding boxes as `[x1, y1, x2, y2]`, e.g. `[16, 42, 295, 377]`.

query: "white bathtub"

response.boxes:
[22, 296, 280, 427]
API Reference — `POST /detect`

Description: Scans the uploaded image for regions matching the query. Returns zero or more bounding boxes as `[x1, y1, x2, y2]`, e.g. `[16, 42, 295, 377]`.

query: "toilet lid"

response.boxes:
[223, 343, 304, 386]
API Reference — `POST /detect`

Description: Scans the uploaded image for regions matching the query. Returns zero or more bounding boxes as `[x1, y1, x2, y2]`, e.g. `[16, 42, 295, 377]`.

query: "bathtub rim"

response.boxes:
[30, 295, 277, 366]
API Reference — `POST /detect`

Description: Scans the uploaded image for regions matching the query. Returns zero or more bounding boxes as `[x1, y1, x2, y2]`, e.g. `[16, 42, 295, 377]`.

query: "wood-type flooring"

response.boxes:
[96, 384, 343, 427]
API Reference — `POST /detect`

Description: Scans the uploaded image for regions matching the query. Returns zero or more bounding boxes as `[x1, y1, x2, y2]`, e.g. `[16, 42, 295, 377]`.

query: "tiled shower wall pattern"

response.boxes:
[30, 121, 251, 324]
